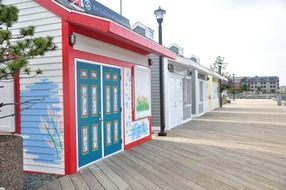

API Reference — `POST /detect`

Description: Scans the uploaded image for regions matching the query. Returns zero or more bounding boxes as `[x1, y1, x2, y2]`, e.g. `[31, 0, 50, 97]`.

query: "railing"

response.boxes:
[228, 93, 283, 100]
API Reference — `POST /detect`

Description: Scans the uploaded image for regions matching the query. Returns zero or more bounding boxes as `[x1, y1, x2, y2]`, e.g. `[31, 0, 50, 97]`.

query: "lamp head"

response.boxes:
[154, 6, 166, 24]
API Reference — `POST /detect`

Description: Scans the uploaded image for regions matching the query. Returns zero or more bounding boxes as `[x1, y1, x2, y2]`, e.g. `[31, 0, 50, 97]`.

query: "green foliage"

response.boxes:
[0, 4, 56, 80]
[255, 86, 262, 93]
[136, 96, 150, 112]
[210, 56, 230, 78]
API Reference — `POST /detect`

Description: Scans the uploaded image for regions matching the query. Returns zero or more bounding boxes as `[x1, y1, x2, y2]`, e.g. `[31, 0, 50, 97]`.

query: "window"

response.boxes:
[134, 66, 151, 119]
[183, 77, 192, 106]
[199, 81, 203, 102]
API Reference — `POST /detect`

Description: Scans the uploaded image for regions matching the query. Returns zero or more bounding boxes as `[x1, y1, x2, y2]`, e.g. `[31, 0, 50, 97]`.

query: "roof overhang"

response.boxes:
[169, 56, 228, 81]
[36, 0, 176, 59]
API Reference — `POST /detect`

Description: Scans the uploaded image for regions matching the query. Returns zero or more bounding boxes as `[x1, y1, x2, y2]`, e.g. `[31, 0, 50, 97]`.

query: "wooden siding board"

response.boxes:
[13, 17, 61, 30]
[2, 0, 64, 174]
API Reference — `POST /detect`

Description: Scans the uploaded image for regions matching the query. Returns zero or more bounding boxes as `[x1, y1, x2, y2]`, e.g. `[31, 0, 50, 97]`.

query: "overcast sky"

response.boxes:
[96, 0, 286, 85]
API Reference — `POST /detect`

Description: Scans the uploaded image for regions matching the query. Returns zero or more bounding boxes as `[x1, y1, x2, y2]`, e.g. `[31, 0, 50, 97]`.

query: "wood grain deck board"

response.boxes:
[95, 160, 131, 190]
[40, 99, 286, 190]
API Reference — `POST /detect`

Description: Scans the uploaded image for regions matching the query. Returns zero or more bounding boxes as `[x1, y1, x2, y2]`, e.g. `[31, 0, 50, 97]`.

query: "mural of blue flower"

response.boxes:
[21, 79, 64, 164]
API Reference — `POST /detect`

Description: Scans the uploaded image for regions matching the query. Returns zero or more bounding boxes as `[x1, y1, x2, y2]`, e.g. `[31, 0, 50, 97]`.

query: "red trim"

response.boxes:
[109, 22, 175, 58]
[70, 49, 133, 69]
[71, 25, 149, 55]
[131, 66, 135, 120]
[35, 0, 69, 18]
[122, 70, 126, 149]
[65, 45, 134, 174]
[149, 117, 152, 140]
[125, 134, 151, 151]
[36, 0, 176, 59]
[14, 74, 20, 134]
[62, 21, 77, 175]
[124, 117, 152, 150]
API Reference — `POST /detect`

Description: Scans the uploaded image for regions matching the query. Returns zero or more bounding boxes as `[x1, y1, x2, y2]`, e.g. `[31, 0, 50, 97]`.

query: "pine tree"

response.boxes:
[0, 4, 56, 80]
[0, 4, 56, 119]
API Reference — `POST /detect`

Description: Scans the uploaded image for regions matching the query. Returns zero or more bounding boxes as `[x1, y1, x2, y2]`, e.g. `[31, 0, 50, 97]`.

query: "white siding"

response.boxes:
[212, 80, 220, 109]
[0, 81, 15, 133]
[2, 0, 64, 174]
[74, 34, 148, 67]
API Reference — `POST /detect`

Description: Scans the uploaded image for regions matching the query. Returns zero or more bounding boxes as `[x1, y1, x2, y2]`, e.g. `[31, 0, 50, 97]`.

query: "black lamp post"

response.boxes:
[154, 6, 167, 136]
[218, 62, 222, 107]
[232, 73, 235, 101]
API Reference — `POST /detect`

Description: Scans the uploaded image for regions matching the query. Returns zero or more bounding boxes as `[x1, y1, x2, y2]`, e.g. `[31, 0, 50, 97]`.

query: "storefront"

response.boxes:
[3, 0, 175, 175]
[208, 73, 227, 111]
[164, 59, 192, 130]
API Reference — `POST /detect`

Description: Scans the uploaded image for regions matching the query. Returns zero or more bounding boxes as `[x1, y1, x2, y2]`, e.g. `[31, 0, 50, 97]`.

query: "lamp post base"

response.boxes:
[158, 131, 167, 136]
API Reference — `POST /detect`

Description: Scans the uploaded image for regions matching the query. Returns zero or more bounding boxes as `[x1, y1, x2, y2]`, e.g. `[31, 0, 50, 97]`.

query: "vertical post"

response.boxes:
[232, 73, 235, 101]
[219, 65, 222, 108]
[158, 22, 167, 136]
[120, 0, 122, 15]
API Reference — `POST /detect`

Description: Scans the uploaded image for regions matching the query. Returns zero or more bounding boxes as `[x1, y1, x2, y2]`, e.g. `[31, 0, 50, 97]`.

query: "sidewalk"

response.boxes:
[38, 99, 286, 190]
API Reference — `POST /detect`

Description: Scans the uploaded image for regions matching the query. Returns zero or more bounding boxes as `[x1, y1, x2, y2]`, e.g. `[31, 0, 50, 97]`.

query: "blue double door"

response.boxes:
[77, 61, 122, 168]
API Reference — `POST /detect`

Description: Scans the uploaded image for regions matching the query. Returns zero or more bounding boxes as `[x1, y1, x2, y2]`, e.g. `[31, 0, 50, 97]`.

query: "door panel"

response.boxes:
[169, 77, 183, 129]
[77, 61, 102, 168]
[103, 66, 122, 156]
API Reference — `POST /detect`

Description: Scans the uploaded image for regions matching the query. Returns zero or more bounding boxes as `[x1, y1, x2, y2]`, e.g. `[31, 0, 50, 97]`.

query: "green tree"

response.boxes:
[0, 4, 56, 119]
[255, 86, 262, 94]
[210, 56, 230, 78]
[210, 56, 231, 91]
[241, 84, 248, 92]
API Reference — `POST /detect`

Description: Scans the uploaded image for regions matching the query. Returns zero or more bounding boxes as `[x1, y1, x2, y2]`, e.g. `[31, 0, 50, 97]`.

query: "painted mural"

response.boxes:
[21, 79, 64, 165]
[136, 96, 150, 112]
[124, 68, 150, 144]
[127, 119, 150, 143]
[134, 66, 151, 119]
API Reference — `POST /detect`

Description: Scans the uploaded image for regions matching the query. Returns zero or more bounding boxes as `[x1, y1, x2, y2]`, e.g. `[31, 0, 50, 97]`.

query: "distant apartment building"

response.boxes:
[234, 76, 279, 93]
[280, 86, 286, 93]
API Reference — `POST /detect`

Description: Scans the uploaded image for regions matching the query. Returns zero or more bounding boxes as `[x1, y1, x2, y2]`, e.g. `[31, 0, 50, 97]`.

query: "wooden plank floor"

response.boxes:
[40, 99, 286, 190]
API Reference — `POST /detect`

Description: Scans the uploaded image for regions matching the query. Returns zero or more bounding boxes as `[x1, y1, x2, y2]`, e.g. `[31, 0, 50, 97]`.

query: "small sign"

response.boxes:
[83, 0, 130, 28]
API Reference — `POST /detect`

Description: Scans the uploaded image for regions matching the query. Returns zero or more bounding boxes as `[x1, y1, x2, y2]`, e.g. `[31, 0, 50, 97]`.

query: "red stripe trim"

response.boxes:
[109, 22, 175, 59]
[125, 135, 152, 151]
[14, 74, 21, 134]
[62, 21, 77, 175]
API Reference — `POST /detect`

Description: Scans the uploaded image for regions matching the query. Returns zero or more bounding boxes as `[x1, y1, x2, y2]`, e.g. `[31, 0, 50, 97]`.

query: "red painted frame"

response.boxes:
[14, 75, 21, 134]
[123, 66, 152, 150]
[64, 22, 153, 173]
[35, 0, 176, 59]
[14, 0, 170, 175]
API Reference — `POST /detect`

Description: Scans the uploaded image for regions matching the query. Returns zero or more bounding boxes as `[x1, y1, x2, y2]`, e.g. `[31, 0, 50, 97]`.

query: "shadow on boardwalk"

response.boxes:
[39, 99, 286, 190]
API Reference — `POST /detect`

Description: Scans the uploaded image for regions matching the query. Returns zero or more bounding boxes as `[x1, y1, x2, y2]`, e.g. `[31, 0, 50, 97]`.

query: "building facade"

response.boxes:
[280, 86, 286, 94]
[249, 76, 279, 93]
[127, 25, 227, 131]
[234, 76, 279, 93]
[1, 0, 175, 175]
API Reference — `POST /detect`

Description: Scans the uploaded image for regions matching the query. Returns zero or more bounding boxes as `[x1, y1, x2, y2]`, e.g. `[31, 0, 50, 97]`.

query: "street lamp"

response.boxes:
[218, 62, 222, 108]
[232, 73, 235, 101]
[154, 6, 167, 136]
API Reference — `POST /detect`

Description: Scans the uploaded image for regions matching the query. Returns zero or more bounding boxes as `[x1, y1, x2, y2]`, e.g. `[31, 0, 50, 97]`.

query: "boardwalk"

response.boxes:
[40, 99, 286, 190]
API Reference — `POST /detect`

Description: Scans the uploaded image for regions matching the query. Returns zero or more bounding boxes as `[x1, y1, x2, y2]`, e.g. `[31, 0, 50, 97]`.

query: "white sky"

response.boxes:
[96, 0, 286, 85]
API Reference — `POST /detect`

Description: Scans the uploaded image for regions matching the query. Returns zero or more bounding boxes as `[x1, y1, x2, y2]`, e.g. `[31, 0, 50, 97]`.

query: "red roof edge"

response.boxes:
[36, 0, 176, 59]
[109, 22, 176, 59]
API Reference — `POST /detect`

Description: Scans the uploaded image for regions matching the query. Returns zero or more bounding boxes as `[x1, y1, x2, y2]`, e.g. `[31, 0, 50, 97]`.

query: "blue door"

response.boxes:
[103, 66, 122, 156]
[77, 61, 102, 168]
